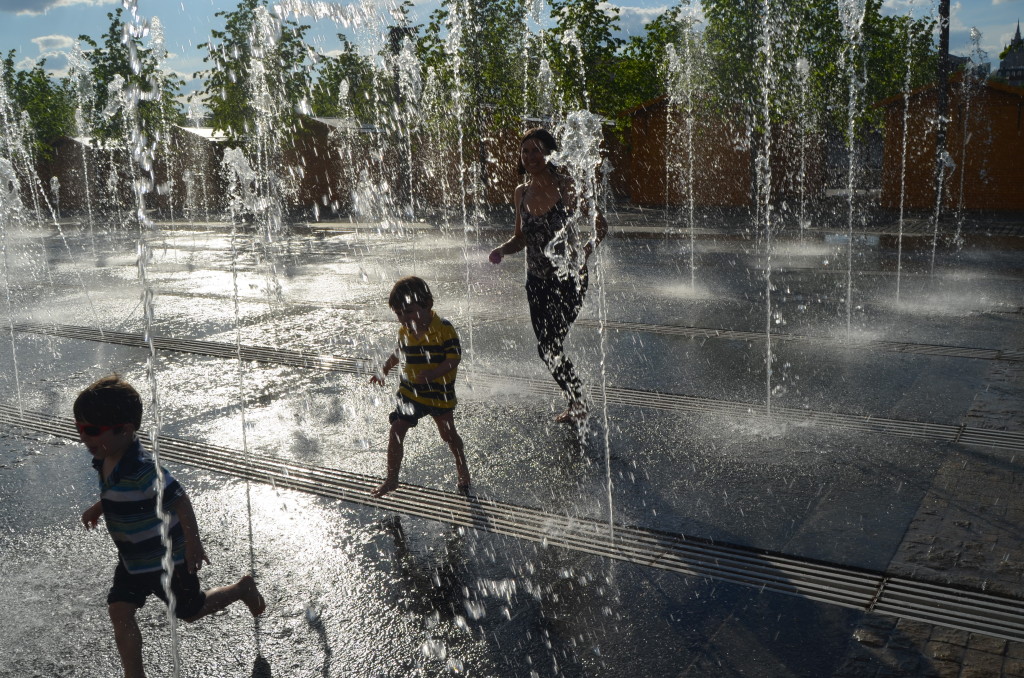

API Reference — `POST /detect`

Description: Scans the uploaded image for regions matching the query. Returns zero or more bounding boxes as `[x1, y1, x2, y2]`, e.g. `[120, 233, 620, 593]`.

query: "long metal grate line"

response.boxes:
[150, 288, 1024, 362]
[13, 322, 1024, 453]
[4, 403, 1022, 642]
[496, 314, 1023, 363]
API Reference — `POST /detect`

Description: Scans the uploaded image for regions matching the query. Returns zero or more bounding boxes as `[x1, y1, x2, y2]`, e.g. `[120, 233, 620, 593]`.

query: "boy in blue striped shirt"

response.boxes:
[76, 375, 265, 678]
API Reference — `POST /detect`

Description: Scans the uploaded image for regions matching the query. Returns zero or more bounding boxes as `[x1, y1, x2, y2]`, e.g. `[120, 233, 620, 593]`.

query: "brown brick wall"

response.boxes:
[881, 82, 1024, 211]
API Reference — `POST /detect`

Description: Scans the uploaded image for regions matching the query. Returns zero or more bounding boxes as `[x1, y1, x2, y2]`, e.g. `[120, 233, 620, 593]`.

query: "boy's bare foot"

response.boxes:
[239, 574, 266, 617]
[372, 478, 399, 498]
[456, 474, 470, 495]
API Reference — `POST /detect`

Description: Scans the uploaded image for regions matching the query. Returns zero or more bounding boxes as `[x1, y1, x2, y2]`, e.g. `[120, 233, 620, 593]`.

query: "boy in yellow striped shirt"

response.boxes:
[369, 276, 470, 498]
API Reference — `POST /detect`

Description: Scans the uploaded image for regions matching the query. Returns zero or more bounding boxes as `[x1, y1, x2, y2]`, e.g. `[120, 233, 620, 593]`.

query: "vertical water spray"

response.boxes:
[0, 159, 25, 413]
[795, 56, 811, 237]
[68, 45, 96, 237]
[49, 176, 60, 221]
[954, 28, 986, 250]
[896, 20, 913, 304]
[552, 111, 611, 536]
[445, 0, 477, 363]
[149, 17, 176, 226]
[186, 102, 212, 225]
[756, 0, 778, 415]
[666, 32, 697, 286]
[0, 77, 45, 222]
[839, 0, 867, 338]
[118, 3, 182, 674]
[221, 146, 261, 644]
[930, 0, 951, 275]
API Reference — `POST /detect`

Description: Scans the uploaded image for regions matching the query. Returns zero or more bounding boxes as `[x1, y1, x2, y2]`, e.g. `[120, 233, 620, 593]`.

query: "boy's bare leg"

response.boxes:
[373, 419, 412, 497]
[182, 573, 266, 623]
[109, 602, 146, 678]
[434, 412, 470, 490]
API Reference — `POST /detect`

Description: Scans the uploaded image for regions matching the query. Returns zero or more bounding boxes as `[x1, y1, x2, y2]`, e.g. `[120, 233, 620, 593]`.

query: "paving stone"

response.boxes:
[961, 649, 1004, 677]
[894, 620, 935, 645]
[926, 641, 966, 663]
[968, 633, 1007, 655]
[922, 659, 964, 678]
[930, 628, 970, 646]
[962, 665, 999, 678]
[855, 628, 888, 648]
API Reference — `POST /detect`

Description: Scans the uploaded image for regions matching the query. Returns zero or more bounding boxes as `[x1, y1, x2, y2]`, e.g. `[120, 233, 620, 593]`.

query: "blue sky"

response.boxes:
[1, 0, 1021, 88]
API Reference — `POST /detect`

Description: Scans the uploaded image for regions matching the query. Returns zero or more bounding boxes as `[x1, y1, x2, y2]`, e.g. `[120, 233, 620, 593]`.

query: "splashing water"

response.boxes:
[119, 3, 181, 673]
[551, 110, 614, 536]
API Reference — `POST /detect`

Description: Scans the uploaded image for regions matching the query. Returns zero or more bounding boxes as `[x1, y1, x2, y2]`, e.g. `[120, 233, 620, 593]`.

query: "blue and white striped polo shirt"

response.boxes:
[92, 440, 187, 574]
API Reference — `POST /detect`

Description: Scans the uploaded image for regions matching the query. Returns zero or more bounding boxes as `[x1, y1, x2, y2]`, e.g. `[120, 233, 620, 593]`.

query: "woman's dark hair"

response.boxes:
[389, 275, 434, 311]
[73, 374, 143, 429]
[518, 127, 558, 174]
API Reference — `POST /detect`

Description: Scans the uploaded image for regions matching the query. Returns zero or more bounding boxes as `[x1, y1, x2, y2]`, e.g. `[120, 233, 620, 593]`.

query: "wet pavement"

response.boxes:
[0, 209, 1022, 676]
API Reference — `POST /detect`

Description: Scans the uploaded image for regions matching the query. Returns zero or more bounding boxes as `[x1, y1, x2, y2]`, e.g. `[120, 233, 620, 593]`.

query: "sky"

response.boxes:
[0, 0, 1021, 91]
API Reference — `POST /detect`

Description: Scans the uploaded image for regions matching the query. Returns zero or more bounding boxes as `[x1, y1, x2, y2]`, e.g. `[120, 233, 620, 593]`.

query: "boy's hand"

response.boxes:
[488, 248, 503, 264]
[81, 502, 103, 530]
[369, 373, 386, 386]
[185, 539, 210, 574]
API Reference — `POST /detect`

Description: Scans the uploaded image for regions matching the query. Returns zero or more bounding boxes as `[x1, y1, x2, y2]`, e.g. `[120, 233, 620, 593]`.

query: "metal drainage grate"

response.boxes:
[3, 403, 1022, 643]
[13, 322, 1024, 453]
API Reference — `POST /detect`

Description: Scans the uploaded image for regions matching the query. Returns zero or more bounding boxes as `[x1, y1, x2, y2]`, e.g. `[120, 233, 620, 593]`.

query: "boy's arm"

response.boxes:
[415, 354, 461, 384]
[173, 492, 210, 574]
[81, 500, 103, 529]
[370, 351, 401, 386]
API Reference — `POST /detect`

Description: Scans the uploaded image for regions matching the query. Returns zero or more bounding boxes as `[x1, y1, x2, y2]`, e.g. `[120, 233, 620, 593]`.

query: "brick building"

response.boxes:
[623, 95, 827, 208]
[879, 78, 1024, 211]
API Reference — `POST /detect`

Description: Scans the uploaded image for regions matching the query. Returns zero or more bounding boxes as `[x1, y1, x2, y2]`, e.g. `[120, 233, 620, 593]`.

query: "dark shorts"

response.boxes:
[107, 560, 206, 619]
[389, 393, 454, 427]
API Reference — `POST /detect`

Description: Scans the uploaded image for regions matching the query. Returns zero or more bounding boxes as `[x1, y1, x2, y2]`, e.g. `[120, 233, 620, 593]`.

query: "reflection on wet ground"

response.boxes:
[0, 221, 1021, 676]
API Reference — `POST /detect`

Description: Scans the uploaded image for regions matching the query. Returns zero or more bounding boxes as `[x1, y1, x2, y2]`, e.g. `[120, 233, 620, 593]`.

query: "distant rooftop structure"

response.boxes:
[995, 21, 1024, 88]
[177, 126, 230, 142]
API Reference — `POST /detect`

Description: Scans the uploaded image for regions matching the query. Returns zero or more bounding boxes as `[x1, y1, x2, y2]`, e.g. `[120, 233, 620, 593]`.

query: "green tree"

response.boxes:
[310, 36, 379, 122]
[2, 52, 76, 161]
[702, 0, 935, 135]
[545, 0, 624, 115]
[76, 8, 183, 143]
[416, 0, 531, 127]
[616, 4, 699, 123]
[193, 0, 313, 144]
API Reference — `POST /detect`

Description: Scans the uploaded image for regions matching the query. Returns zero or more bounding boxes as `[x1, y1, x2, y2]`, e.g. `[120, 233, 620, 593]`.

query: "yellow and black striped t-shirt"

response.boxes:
[397, 312, 461, 408]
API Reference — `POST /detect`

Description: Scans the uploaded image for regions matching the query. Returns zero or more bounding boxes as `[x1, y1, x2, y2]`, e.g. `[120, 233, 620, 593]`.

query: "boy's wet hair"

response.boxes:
[389, 276, 434, 311]
[519, 127, 558, 174]
[73, 375, 143, 429]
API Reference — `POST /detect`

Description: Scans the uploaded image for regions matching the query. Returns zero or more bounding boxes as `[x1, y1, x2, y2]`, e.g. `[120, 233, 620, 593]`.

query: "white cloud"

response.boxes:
[610, 3, 705, 39]
[31, 33, 74, 52]
[0, 0, 116, 16]
[992, 0, 1024, 7]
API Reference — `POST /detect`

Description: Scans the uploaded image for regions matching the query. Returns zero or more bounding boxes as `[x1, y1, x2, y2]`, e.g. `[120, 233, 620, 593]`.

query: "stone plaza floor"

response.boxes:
[0, 209, 1021, 676]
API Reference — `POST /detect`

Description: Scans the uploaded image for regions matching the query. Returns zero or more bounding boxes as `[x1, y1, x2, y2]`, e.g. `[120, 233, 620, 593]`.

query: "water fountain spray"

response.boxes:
[117, 2, 182, 673]
[839, 0, 867, 338]
[0, 159, 25, 413]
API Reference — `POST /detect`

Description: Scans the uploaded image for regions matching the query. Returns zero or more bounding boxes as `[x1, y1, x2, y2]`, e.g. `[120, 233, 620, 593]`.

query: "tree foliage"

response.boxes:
[310, 36, 378, 122]
[617, 5, 698, 121]
[2, 52, 76, 161]
[76, 8, 183, 143]
[194, 0, 313, 144]
[417, 0, 531, 128]
[702, 0, 935, 135]
[545, 0, 624, 115]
